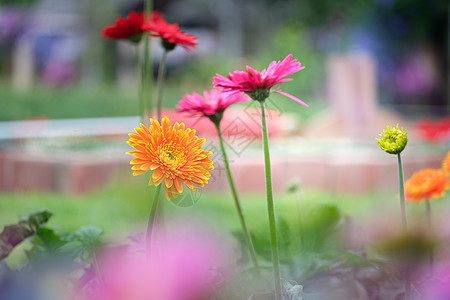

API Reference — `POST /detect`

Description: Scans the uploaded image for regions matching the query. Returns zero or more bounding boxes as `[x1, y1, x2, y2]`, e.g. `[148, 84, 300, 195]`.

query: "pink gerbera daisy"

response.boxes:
[177, 89, 249, 123]
[213, 54, 307, 106]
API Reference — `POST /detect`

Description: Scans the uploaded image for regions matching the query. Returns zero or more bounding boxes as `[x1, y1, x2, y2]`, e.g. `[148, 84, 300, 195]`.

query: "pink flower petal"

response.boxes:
[274, 90, 309, 107]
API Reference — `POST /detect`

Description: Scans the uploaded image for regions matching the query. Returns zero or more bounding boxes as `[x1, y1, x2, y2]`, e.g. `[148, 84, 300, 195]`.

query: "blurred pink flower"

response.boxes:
[177, 89, 249, 118]
[77, 225, 227, 300]
[423, 264, 450, 300]
[213, 54, 308, 106]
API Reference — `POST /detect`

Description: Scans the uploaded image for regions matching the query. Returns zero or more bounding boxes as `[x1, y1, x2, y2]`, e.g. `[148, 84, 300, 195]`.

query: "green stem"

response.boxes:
[397, 153, 410, 299]
[156, 50, 168, 121]
[259, 100, 282, 300]
[146, 184, 161, 255]
[425, 199, 431, 229]
[397, 154, 408, 232]
[136, 45, 144, 123]
[426, 199, 434, 274]
[144, 0, 152, 16]
[143, 0, 153, 122]
[92, 252, 103, 283]
[214, 122, 261, 274]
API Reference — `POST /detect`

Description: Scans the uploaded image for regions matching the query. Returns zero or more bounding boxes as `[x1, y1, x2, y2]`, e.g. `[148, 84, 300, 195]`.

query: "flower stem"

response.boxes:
[214, 122, 261, 274]
[425, 199, 431, 229]
[143, 0, 153, 122]
[135, 45, 144, 123]
[397, 154, 408, 232]
[426, 199, 434, 274]
[146, 184, 161, 255]
[92, 252, 103, 283]
[156, 50, 168, 121]
[397, 153, 410, 300]
[259, 100, 282, 300]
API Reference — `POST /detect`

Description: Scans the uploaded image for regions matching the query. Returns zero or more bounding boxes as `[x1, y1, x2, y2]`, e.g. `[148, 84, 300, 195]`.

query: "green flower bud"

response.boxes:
[377, 124, 408, 154]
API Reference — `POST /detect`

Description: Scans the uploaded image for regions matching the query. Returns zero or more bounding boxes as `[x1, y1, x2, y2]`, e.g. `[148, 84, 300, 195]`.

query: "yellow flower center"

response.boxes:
[158, 143, 186, 170]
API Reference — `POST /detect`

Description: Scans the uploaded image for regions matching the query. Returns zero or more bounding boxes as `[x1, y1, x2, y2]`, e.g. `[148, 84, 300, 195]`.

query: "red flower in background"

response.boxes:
[415, 117, 450, 144]
[142, 12, 197, 51]
[102, 11, 151, 43]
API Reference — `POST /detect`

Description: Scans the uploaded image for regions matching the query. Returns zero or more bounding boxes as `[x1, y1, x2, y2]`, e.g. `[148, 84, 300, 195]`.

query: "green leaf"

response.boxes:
[277, 216, 292, 258]
[250, 231, 272, 262]
[0, 210, 52, 260]
[74, 226, 103, 253]
[298, 204, 342, 252]
[35, 227, 67, 252]
[230, 231, 250, 265]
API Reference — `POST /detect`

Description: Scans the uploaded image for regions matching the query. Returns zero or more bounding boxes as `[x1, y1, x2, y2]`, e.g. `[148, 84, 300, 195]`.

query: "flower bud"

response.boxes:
[377, 124, 408, 154]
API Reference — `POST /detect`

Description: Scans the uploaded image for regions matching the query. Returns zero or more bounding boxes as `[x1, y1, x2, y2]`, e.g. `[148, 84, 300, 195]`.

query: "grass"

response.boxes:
[1, 178, 443, 241]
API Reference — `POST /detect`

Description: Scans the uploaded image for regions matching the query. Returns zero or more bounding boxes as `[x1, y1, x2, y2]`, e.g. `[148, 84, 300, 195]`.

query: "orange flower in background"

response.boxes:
[443, 152, 450, 174]
[405, 169, 448, 203]
[127, 116, 214, 200]
[442, 152, 450, 189]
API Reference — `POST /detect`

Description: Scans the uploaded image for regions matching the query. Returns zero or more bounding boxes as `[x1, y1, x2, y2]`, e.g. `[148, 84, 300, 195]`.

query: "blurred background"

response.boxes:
[0, 0, 448, 236]
[0, 0, 448, 119]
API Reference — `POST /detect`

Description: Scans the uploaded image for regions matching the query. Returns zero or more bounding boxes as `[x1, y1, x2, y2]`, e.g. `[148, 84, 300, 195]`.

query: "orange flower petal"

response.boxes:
[152, 168, 164, 181]
[182, 179, 195, 191]
[174, 177, 183, 193]
[152, 174, 164, 186]
[171, 185, 179, 199]
[133, 170, 147, 176]
[164, 186, 172, 200]
[165, 176, 173, 188]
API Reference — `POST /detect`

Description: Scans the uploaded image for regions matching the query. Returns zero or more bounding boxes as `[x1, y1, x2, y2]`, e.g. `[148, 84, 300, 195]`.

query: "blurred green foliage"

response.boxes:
[1, 181, 447, 298]
[0, 83, 135, 121]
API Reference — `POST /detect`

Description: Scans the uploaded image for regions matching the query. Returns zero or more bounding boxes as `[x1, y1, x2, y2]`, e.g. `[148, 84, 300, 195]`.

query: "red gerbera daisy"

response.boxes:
[101, 11, 150, 43]
[213, 54, 307, 106]
[142, 12, 197, 51]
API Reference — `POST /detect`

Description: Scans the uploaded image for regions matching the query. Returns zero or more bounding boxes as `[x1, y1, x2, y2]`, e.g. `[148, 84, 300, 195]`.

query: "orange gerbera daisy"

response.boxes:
[127, 116, 214, 200]
[405, 169, 448, 203]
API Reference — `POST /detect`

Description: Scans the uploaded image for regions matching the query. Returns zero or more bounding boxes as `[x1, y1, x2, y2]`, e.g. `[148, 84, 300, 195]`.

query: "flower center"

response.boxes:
[158, 143, 186, 169]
